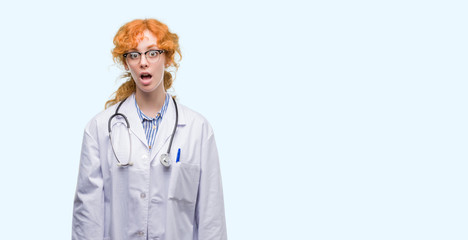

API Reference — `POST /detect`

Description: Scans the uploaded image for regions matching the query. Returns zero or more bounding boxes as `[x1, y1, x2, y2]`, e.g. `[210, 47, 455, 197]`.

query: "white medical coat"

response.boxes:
[72, 94, 227, 240]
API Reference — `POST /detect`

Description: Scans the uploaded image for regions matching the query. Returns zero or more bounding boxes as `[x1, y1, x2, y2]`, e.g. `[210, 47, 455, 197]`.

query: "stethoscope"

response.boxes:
[108, 96, 178, 167]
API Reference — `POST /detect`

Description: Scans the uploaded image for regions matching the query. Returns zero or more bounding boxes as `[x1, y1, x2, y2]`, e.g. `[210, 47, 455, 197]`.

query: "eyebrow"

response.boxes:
[146, 44, 159, 49]
[127, 44, 159, 53]
[128, 44, 159, 52]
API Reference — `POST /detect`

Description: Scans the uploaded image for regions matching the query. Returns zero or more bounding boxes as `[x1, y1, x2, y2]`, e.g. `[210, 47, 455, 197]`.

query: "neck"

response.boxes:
[135, 87, 167, 118]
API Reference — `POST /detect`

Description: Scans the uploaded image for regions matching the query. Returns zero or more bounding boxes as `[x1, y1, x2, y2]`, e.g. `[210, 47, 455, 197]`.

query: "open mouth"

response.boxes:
[141, 73, 152, 80]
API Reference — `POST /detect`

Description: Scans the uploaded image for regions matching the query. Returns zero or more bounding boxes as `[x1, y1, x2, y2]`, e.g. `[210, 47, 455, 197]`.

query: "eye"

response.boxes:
[128, 52, 140, 59]
[148, 50, 159, 57]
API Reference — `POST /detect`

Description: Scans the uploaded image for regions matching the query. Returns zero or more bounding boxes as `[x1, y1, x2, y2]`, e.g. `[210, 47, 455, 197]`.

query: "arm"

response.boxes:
[72, 121, 104, 240]
[195, 132, 228, 240]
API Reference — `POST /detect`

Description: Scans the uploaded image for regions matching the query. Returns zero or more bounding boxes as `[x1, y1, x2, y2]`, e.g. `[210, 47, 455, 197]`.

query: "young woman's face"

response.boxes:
[125, 29, 166, 94]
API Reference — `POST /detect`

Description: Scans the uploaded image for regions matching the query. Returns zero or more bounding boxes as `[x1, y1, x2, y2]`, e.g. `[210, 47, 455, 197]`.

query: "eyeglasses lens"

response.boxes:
[126, 51, 162, 66]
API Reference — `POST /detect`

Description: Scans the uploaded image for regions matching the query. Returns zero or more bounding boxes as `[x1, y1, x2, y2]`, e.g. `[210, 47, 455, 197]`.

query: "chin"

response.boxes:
[137, 84, 164, 94]
[138, 87, 157, 93]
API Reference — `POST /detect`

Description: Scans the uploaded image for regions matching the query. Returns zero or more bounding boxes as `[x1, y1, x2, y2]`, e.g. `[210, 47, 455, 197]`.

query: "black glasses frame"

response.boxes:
[123, 49, 165, 59]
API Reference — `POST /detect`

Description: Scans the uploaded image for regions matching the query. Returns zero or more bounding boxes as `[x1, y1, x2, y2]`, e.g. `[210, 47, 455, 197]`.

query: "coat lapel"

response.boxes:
[150, 96, 186, 162]
[118, 93, 149, 149]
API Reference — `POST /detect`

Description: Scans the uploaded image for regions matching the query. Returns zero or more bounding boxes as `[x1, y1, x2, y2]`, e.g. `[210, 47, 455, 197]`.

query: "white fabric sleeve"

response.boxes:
[195, 131, 228, 240]
[72, 120, 105, 240]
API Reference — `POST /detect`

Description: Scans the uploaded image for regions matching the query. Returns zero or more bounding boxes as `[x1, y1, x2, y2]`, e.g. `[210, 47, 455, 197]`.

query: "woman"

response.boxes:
[72, 19, 227, 240]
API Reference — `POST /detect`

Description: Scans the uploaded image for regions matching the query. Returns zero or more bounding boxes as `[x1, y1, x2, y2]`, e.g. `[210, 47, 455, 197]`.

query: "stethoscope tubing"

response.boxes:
[167, 96, 178, 155]
[107, 96, 178, 167]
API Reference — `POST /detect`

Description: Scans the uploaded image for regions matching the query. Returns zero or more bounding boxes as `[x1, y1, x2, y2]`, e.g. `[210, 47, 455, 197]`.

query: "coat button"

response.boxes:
[137, 231, 145, 236]
[140, 193, 146, 199]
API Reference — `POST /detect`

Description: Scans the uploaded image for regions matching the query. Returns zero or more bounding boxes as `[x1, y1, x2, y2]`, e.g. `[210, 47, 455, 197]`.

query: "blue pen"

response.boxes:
[176, 148, 181, 163]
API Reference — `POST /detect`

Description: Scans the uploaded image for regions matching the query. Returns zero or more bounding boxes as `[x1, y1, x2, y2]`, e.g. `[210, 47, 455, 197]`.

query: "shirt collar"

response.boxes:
[135, 93, 171, 122]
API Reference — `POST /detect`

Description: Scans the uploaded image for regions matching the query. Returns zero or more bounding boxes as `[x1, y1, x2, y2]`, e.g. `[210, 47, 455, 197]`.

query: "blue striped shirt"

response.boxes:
[135, 93, 171, 149]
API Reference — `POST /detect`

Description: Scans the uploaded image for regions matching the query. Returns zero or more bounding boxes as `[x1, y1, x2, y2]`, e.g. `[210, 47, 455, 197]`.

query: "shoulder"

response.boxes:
[83, 102, 120, 137]
[176, 101, 215, 138]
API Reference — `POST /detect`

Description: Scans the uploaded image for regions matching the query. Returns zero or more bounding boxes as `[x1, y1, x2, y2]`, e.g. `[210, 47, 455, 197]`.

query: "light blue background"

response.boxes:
[0, 0, 466, 239]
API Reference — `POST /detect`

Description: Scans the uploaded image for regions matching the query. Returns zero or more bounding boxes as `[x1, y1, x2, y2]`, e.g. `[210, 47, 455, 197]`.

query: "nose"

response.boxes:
[139, 54, 149, 68]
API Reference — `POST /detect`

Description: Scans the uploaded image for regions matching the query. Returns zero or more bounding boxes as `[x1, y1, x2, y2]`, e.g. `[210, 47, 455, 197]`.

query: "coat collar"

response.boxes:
[118, 93, 186, 161]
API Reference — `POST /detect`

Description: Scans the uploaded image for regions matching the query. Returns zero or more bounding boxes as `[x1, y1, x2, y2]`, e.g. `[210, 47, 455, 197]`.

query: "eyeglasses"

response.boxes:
[123, 49, 165, 66]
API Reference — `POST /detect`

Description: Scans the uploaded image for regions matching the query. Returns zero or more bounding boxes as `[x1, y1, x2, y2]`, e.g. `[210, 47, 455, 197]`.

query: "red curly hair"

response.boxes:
[105, 19, 182, 108]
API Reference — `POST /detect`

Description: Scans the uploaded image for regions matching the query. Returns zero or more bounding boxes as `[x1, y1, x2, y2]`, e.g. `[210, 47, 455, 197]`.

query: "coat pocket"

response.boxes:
[168, 162, 200, 203]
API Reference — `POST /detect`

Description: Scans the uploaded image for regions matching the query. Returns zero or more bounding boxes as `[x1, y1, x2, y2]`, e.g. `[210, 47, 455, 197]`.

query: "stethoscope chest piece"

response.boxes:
[160, 153, 172, 167]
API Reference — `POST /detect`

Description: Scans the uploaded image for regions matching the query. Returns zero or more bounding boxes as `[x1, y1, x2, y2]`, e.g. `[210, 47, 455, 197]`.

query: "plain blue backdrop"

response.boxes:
[0, 0, 467, 239]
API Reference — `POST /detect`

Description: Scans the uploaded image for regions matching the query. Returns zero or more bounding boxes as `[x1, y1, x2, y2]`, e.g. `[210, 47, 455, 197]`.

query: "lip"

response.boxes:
[139, 72, 153, 85]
